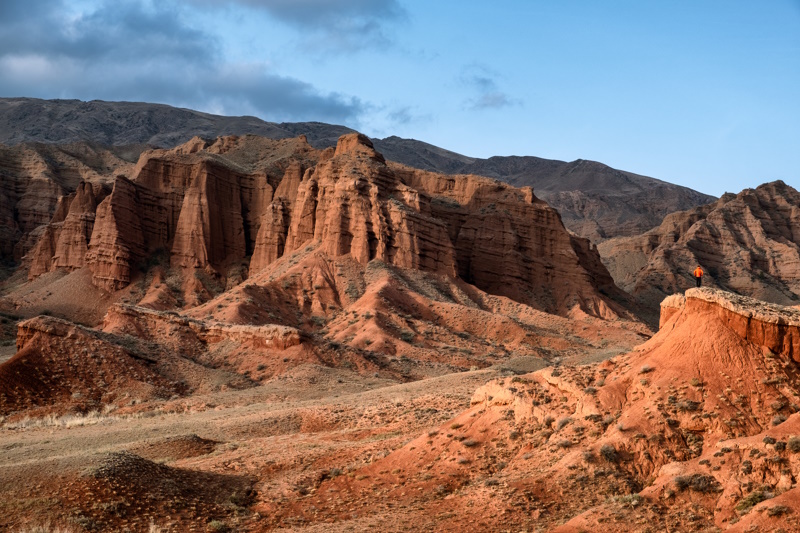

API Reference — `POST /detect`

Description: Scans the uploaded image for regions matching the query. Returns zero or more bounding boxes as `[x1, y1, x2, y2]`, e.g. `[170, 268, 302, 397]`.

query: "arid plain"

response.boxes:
[1, 99, 800, 532]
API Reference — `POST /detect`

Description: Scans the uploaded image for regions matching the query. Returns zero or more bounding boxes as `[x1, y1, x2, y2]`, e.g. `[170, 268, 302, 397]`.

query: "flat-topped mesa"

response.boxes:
[660, 287, 800, 359]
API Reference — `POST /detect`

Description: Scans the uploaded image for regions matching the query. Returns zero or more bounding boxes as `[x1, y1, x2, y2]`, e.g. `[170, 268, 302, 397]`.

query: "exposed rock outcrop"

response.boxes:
[0, 98, 715, 244]
[23, 132, 628, 318]
[270, 288, 800, 531]
[0, 142, 131, 264]
[600, 181, 800, 310]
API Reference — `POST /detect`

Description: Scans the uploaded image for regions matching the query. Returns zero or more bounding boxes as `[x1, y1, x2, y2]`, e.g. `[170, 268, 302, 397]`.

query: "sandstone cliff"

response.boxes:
[599, 180, 800, 309]
[22, 133, 629, 318]
[0, 142, 131, 265]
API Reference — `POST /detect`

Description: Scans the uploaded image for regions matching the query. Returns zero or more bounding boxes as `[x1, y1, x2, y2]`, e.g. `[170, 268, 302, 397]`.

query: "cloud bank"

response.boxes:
[0, 0, 365, 123]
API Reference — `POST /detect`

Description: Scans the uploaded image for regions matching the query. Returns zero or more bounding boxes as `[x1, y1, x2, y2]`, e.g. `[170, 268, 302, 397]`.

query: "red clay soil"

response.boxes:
[261, 288, 800, 531]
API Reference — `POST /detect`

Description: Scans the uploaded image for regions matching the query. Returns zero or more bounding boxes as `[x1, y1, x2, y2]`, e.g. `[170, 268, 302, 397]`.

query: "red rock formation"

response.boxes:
[0, 142, 131, 263]
[20, 133, 627, 319]
[0, 315, 183, 417]
[27, 181, 108, 279]
[266, 287, 800, 531]
[599, 181, 800, 310]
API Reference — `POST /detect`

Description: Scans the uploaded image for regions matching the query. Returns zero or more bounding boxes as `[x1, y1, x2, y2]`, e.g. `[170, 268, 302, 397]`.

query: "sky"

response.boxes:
[0, 0, 798, 197]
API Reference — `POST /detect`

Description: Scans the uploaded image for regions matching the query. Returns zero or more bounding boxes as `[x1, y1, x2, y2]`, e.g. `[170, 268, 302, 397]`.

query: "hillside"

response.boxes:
[599, 180, 800, 310]
[263, 288, 800, 531]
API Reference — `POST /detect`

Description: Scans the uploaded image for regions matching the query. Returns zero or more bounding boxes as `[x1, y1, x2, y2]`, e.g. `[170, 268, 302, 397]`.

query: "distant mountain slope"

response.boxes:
[371, 136, 717, 241]
[598, 180, 800, 309]
[0, 97, 354, 149]
[0, 97, 715, 241]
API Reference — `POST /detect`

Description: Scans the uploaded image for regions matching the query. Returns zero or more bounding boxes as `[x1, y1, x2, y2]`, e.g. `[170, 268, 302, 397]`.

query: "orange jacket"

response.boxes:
[693, 267, 703, 278]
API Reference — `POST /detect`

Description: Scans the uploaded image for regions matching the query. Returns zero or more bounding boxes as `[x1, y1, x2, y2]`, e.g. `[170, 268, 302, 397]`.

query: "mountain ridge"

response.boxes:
[0, 97, 716, 241]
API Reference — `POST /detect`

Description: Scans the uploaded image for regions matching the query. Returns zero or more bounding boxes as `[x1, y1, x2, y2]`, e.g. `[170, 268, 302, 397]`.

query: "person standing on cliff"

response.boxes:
[693, 265, 704, 288]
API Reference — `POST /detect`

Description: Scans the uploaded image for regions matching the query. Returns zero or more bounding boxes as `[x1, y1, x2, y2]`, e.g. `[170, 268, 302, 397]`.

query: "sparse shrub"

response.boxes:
[328, 467, 343, 478]
[462, 439, 479, 447]
[767, 505, 791, 517]
[674, 474, 721, 494]
[556, 439, 572, 448]
[690, 377, 702, 387]
[15, 524, 77, 533]
[207, 520, 230, 533]
[556, 417, 571, 431]
[735, 490, 770, 514]
[450, 423, 463, 430]
[583, 386, 597, 395]
[763, 436, 777, 444]
[639, 365, 654, 374]
[399, 330, 415, 342]
[774, 441, 786, 451]
[612, 494, 643, 507]
[787, 436, 800, 452]
[543, 415, 555, 427]
[600, 444, 618, 462]
[256, 364, 266, 371]
[772, 414, 787, 426]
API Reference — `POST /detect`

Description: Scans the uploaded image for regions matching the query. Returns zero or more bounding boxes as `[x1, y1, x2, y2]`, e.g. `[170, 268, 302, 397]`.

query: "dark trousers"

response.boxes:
[695, 276, 702, 288]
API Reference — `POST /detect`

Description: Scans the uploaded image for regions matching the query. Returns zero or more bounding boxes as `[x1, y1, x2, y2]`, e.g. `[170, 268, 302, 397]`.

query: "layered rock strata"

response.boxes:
[600, 181, 800, 309]
[23, 133, 629, 318]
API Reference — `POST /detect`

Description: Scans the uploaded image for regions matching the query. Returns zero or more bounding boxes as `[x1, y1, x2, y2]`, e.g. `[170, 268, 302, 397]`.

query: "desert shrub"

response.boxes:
[583, 386, 597, 395]
[462, 439, 479, 448]
[600, 444, 618, 462]
[16, 524, 77, 533]
[763, 436, 777, 444]
[787, 436, 800, 452]
[611, 494, 643, 507]
[767, 505, 791, 517]
[772, 414, 787, 426]
[207, 521, 230, 533]
[674, 474, 721, 494]
[543, 415, 555, 427]
[735, 490, 770, 514]
[556, 439, 572, 448]
[639, 365, 654, 374]
[556, 417, 571, 431]
[399, 330, 415, 342]
[774, 441, 786, 451]
[450, 423, 463, 430]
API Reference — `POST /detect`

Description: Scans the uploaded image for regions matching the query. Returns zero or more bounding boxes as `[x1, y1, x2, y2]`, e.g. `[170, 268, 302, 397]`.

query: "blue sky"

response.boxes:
[0, 0, 798, 196]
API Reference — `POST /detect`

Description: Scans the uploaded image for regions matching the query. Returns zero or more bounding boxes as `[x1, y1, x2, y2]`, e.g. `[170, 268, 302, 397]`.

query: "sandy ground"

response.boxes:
[0, 364, 507, 531]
